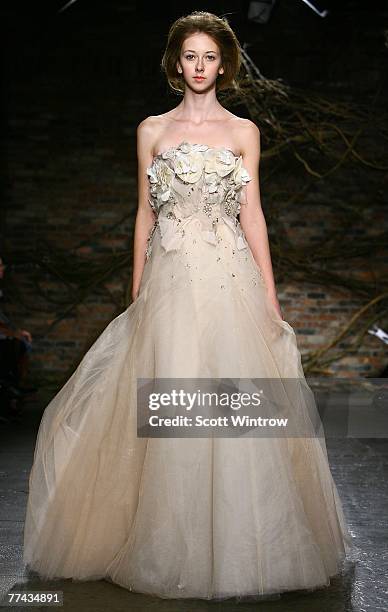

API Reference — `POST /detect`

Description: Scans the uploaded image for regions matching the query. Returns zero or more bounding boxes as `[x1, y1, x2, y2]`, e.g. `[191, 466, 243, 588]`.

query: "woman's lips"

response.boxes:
[194, 76, 205, 81]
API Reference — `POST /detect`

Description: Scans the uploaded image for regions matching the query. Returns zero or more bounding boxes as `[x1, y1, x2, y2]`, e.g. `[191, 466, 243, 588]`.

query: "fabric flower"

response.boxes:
[204, 148, 236, 178]
[204, 171, 221, 193]
[174, 150, 205, 184]
[179, 142, 208, 155]
[147, 159, 175, 206]
[232, 156, 251, 187]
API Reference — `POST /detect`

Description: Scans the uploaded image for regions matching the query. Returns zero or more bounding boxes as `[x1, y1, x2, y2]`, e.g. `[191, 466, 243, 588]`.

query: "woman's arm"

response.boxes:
[238, 120, 283, 319]
[131, 118, 157, 302]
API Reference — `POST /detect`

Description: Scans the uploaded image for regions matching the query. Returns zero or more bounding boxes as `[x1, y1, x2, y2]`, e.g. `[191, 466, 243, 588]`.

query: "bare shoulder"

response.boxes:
[137, 113, 173, 156]
[236, 117, 260, 137]
[137, 116, 162, 160]
[230, 117, 260, 155]
[136, 115, 162, 143]
[137, 114, 170, 134]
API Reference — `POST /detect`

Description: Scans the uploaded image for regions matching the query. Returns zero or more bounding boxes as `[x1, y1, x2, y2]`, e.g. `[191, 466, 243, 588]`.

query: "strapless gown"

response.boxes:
[22, 141, 353, 601]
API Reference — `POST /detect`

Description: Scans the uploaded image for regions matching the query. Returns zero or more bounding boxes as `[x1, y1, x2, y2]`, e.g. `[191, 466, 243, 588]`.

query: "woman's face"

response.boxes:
[177, 32, 223, 91]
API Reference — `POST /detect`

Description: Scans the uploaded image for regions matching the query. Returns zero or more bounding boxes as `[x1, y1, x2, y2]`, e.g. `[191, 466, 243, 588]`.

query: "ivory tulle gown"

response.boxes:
[23, 141, 352, 601]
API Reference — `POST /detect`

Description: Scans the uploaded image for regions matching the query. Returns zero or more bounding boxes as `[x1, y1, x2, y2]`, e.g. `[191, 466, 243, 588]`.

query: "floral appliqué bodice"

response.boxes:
[145, 141, 252, 260]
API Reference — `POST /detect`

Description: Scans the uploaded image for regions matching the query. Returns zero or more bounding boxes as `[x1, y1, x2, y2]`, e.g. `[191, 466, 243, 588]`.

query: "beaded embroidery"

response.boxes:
[145, 142, 252, 260]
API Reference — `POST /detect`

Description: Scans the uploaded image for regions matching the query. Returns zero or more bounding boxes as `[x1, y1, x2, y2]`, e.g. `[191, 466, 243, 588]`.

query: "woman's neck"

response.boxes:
[171, 92, 227, 124]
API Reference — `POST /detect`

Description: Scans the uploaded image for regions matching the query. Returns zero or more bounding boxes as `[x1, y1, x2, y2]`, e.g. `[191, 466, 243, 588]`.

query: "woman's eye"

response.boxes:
[184, 55, 216, 61]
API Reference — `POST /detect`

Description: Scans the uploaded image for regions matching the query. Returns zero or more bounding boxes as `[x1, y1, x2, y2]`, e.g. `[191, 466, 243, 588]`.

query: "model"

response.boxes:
[23, 10, 352, 601]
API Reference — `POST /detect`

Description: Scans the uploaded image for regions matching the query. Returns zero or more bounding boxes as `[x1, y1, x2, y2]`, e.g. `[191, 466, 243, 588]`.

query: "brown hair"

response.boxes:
[161, 11, 243, 95]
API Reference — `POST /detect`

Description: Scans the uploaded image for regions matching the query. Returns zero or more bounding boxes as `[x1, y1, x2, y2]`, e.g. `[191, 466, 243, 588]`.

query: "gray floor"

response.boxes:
[0, 389, 387, 612]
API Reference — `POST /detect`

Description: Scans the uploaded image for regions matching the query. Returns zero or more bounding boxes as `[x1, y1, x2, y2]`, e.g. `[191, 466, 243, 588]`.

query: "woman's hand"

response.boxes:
[267, 291, 284, 320]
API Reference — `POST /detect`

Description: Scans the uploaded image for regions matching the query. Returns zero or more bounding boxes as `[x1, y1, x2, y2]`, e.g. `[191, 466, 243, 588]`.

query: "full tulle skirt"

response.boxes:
[23, 219, 352, 600]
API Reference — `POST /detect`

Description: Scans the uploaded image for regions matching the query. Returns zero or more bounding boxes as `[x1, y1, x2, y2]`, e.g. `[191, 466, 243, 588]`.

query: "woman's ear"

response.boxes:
[176, 62, 182, 74]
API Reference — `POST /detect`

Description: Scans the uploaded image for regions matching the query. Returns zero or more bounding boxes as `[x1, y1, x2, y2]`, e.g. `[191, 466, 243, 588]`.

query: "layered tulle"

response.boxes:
[23, 217, 352, 600]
